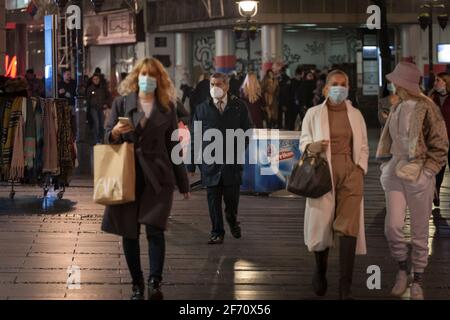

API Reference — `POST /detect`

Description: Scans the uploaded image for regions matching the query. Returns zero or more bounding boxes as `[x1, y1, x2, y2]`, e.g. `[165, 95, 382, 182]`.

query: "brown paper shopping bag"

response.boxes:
[93, 142, 136, 205]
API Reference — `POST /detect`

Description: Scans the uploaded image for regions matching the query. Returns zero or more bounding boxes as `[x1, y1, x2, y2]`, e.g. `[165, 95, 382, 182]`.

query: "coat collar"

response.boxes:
[124, 92, 170, 129]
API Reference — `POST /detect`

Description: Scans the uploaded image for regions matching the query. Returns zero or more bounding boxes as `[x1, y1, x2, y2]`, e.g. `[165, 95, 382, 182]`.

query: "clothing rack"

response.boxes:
[0, 84, 75, 199]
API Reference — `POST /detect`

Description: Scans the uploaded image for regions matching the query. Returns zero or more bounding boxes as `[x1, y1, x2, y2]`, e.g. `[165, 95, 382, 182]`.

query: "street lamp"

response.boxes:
[236, 1, 259, 72]
[238, 1, 259, 17]
[418, 0, 448, 91]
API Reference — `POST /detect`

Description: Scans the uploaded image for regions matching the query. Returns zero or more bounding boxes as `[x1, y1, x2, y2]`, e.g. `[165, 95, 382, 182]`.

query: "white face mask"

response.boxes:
[210, 86, 225, 100]
[436, 86, 447, 95]
[387, 83, 396, 94]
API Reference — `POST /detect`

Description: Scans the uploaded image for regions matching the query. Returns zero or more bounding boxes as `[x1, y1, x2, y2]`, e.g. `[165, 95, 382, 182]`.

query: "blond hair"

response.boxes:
[397, 85, 433, 106]
[241, 72, 262, 104]
[118, 57, 175, 111]
[436, 72, 450, 93]
[325, 69, 349, 86]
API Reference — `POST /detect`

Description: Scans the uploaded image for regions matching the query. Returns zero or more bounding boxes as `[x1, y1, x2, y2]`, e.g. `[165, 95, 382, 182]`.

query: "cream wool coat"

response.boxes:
[300, 99, 369, 255]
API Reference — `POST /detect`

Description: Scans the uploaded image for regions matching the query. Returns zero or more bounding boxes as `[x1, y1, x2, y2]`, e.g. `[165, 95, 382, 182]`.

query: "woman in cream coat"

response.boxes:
[300, 70, 369, 299]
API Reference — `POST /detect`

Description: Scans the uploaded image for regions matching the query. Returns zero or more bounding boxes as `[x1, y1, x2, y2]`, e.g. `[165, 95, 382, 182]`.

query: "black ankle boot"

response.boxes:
[130, 279, 145, 300]
[312, 248, 329, 296]
[339, 236, 357, 300]
[148, 279, 163, 300]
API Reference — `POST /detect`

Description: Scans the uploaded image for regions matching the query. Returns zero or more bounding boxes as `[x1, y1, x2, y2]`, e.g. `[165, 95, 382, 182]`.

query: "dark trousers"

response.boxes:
[287, 106, 303, 131]
[435, 149, 450, 198]
[122, 225, 165, 285]
[206, 180, 240, 237]
[277, 105, 286, 129]
[89, 107, 105, 144]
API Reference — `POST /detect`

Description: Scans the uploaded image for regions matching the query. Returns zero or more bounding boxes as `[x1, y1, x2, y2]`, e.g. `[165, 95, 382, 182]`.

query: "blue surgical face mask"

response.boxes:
[328, 86, 349, 105]
[138, 75, 157, 94]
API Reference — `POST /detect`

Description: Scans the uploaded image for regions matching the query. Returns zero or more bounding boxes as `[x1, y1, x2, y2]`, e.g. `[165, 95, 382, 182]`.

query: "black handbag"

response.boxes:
[287, 151, 332, 198]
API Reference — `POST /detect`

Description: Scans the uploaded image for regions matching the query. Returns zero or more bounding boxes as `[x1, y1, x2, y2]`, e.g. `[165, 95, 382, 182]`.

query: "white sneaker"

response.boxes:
[410, 282, 424, 300]
[391, 270, 411, 297]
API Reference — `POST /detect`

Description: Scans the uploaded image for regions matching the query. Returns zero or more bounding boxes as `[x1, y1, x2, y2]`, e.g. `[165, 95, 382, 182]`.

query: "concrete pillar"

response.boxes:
[261, 25, 283, 75]
[175, 32, 192, 97]
[400, 24, 428, 64]
[214, 29, 236, 74]
[0, 0, 5, 75]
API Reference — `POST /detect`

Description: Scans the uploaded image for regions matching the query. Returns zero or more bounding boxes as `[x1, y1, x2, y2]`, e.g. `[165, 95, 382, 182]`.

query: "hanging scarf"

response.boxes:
[55, 99, 74, 184]
[42, 99, 59, 174]
[0, 97, 6, 167]
[34, 99, 44, 175]
[1, 97, 22, 177]
[9, 114, 24, 181]
[24, 98, 37, 169]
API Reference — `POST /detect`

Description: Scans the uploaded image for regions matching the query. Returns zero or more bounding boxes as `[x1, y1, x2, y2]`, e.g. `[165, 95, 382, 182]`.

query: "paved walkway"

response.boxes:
[0, 130, 450, 300]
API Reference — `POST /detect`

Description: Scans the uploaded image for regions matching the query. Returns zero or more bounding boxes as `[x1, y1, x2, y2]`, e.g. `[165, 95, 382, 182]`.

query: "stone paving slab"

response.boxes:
[1, 132, 450, 300]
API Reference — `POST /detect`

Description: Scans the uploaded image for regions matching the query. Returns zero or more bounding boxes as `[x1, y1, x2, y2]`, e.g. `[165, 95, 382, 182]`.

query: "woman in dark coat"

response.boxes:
[240, 72, 265, 128]
[102, 57, 190, 300]
[430, 72, 450, 207]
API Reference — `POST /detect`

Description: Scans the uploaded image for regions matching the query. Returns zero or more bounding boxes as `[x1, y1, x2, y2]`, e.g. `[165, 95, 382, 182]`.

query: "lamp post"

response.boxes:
[236, 1, 259, 72]
[418, 0, 448, 91]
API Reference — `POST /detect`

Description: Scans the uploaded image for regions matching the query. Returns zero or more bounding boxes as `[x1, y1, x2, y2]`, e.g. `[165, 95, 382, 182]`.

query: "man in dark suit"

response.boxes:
[188, 73, 252, 245]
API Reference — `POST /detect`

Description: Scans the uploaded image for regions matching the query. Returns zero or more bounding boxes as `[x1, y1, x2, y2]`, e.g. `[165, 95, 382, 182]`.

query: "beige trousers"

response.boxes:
[331, 154, 364, 237]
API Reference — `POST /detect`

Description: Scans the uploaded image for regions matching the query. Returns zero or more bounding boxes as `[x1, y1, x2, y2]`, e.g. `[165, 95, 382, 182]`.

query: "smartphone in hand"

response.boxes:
[118, 117, 134, 129]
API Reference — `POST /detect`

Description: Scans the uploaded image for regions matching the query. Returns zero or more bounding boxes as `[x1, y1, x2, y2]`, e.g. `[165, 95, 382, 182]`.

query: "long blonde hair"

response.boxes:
[396, 86, 434, 106]
[118, 57, 175, 111]
[242, 72, 262, 104]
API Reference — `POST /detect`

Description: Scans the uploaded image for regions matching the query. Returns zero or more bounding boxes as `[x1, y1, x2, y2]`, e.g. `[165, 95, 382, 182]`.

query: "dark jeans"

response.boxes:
[287, 106, 304, 131]
[277, 105, 286, 129]
[206, 179, 240, 237]
[435, 149, 450, 198]
[89, 107, 105, 144]
[122, 225, 165, 285]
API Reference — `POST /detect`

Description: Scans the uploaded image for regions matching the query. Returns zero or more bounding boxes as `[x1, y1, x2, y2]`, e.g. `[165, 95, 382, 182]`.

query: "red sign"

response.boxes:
[4, 55, 17, 78]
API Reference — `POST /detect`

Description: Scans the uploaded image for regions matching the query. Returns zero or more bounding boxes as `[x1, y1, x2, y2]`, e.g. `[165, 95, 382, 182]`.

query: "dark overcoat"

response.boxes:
[101, 92, 190, 239]
[188, 94, 253, 187]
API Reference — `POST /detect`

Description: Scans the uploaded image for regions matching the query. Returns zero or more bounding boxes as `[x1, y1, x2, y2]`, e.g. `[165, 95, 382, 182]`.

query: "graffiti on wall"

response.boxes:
[304, 41, 325, 56]
[194, 36, 215, 73]
[192, 32, 356, 73]
[283, 45, 301, 68]
[327, 31, 358, 65]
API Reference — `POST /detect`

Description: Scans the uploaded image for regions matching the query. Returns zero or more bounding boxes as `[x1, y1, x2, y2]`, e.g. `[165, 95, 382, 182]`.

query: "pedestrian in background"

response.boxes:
[272, 61, 291, 129]
[188, 72, 252, 245]
[189, 72, 210, 121]
[58, 70, 77, 111]
[25, 69, 44, 98]
[287, 66, 304, 131]
[261, 69, 279, 128]
[377, 62, 449, 300]
[229, 71, 244, 97]
[240, 72, 265, 129]
[86, 73, 111, 144]
[430, 72, 450, 207]
[378, 82, 399, 129]
[313, 71, 327, 106]
[102, 57, 190, 300]
[300, 69, 369, 300]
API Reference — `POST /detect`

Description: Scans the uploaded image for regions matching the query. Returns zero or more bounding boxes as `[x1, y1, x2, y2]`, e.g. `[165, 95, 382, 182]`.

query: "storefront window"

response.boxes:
[6, 0, 30, 10]
[28, 26, 45, 78]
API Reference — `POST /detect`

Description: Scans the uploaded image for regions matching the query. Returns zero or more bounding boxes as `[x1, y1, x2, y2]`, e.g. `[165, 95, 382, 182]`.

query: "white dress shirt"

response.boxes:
[213, 94, 228, 114]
